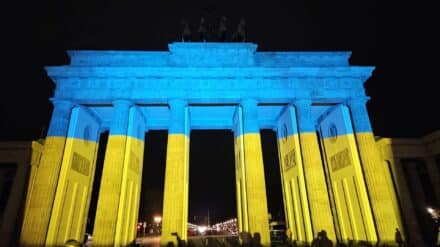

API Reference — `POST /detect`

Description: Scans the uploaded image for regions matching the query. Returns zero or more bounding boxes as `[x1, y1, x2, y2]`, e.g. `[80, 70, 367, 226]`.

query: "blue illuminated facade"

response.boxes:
[46, 42, 373, 135]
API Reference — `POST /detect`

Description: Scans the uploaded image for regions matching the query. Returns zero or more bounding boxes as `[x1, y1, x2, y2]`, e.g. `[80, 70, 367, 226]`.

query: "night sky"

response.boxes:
[5, 0, 439, 225]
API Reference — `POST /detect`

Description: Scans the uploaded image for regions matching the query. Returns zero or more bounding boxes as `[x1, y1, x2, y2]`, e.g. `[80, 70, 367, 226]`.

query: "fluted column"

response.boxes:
[239, 99, 271, 246]
[93, 100, 132, 246]
[20, 99, 75, 246]
[161, 99, 190, 246]
[275, 105, 313, 245]
[294, 99, 336, 240]
[347, 97, 401, 244]
[123, 107, 147, 244]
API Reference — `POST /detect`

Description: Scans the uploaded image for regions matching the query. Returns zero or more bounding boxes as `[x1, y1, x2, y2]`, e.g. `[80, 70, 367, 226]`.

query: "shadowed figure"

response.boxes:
[311, 230, 333, 247]
[239, 231, 252, 247]
[172, 232, 186, 247]
[252, 233, 262, 247]
[217, 16, 228, 42]
[232, 18, 246, 42]
[395, 228, 404, 247]
[197, 17, 208, 42]
[181, 19, 192, 42]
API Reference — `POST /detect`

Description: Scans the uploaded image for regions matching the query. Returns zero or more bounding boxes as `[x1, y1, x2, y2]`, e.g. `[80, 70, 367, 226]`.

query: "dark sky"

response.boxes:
[5, 0, 439, 224]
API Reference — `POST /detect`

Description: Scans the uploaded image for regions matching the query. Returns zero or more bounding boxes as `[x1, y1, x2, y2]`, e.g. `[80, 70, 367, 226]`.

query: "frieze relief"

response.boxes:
[71, 152, 90, 176]
[283, 149, 296, 171]
[329, 148, 351, 172]
[129, 151, 140, 173]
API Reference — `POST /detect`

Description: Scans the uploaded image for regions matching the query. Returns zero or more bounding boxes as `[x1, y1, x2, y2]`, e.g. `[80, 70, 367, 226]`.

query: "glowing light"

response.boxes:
[198, 226, 207, 233]
[427, 207, 434, 214]
[154, 216, 162, 223]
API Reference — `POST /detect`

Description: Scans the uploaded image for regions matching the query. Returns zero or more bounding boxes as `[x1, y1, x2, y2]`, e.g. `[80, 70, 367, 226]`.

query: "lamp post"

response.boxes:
[427, 207, 439, 219]
[427, 207, 440, 246]
[154, 215, 162, 235]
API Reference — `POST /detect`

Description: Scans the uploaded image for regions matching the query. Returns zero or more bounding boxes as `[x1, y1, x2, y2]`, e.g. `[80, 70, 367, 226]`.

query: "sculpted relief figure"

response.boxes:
[232, 18, 246, 42]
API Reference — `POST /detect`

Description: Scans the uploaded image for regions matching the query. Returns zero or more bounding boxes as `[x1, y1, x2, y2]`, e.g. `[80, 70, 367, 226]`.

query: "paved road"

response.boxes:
[136, 235, 161, 247]
[135, 234, 240, 247]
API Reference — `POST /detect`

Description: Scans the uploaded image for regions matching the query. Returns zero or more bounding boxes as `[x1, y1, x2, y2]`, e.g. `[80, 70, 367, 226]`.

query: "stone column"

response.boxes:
[93, 100, 132, 246]
[391, 159, 424, 246]
[115, 106, 146, 245]
[161, 99, 190, 246]
[425, 157, 440, 205]
[0, 160, 29, 246]
[347, 98, 401, 244]
[20, 100, 75, 246]
[295, 99, 335, 241]
[233, 106, 248, 233]
[405, 161, 427, 208]
[239, 99, 271, 246]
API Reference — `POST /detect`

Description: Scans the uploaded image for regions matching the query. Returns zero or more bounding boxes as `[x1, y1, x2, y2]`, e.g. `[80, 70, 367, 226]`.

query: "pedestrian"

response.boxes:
[285, 227, 292, 246]
[311, 231, 322, 247]
[239, 231, 252, 247]
[319, 230, 333, 247]
[395, 228, 404, 247]
[312, 230, 333, 247]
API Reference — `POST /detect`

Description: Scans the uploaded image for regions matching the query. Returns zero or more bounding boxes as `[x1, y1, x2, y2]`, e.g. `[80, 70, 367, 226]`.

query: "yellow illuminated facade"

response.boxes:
[19, 43, 405, 246]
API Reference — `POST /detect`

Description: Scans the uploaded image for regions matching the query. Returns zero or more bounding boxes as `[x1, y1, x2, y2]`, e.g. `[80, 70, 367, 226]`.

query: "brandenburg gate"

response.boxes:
[20, 43, 403, 246]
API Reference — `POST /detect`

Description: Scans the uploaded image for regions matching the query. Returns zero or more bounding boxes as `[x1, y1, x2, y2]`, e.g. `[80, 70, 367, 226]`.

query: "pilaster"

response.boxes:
[20, 100, 75, 246]
[347, 98, 401, 244]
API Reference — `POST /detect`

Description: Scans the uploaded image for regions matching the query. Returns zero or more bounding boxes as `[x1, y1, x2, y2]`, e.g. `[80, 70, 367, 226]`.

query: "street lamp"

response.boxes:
[153, 215, 162, 235]
[154, 216, 162, 224]
[426, 207, 440, 246]
[427, 207, 440, 221]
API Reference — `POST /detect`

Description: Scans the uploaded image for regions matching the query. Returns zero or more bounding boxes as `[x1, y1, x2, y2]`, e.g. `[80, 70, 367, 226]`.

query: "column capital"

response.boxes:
[112, 99, 133, 107]
[346, 97, 372, 133]
[47, 99, 76, 137]
[168, 99, 188, 135]
[240, 98, 259, 133]
[240, 98, 259, 118]
[50, 99, 76, 110]
[168, 99, 187, 110]
[293, 99, 315, 132]
[131, 105, 148, 128]
[346, 97, 370, 107]
[241, 98, 258, 108]
[79, 105, 102, 125]
[110, 100, 132, 135]
[293, 98, 312, 107]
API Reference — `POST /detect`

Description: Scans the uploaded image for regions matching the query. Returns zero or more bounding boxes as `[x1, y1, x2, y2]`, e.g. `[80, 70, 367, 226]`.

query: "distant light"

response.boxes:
[154, 216, 162, 223]
[427, 207, 434, 214]
[198, 226, 207, 233]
